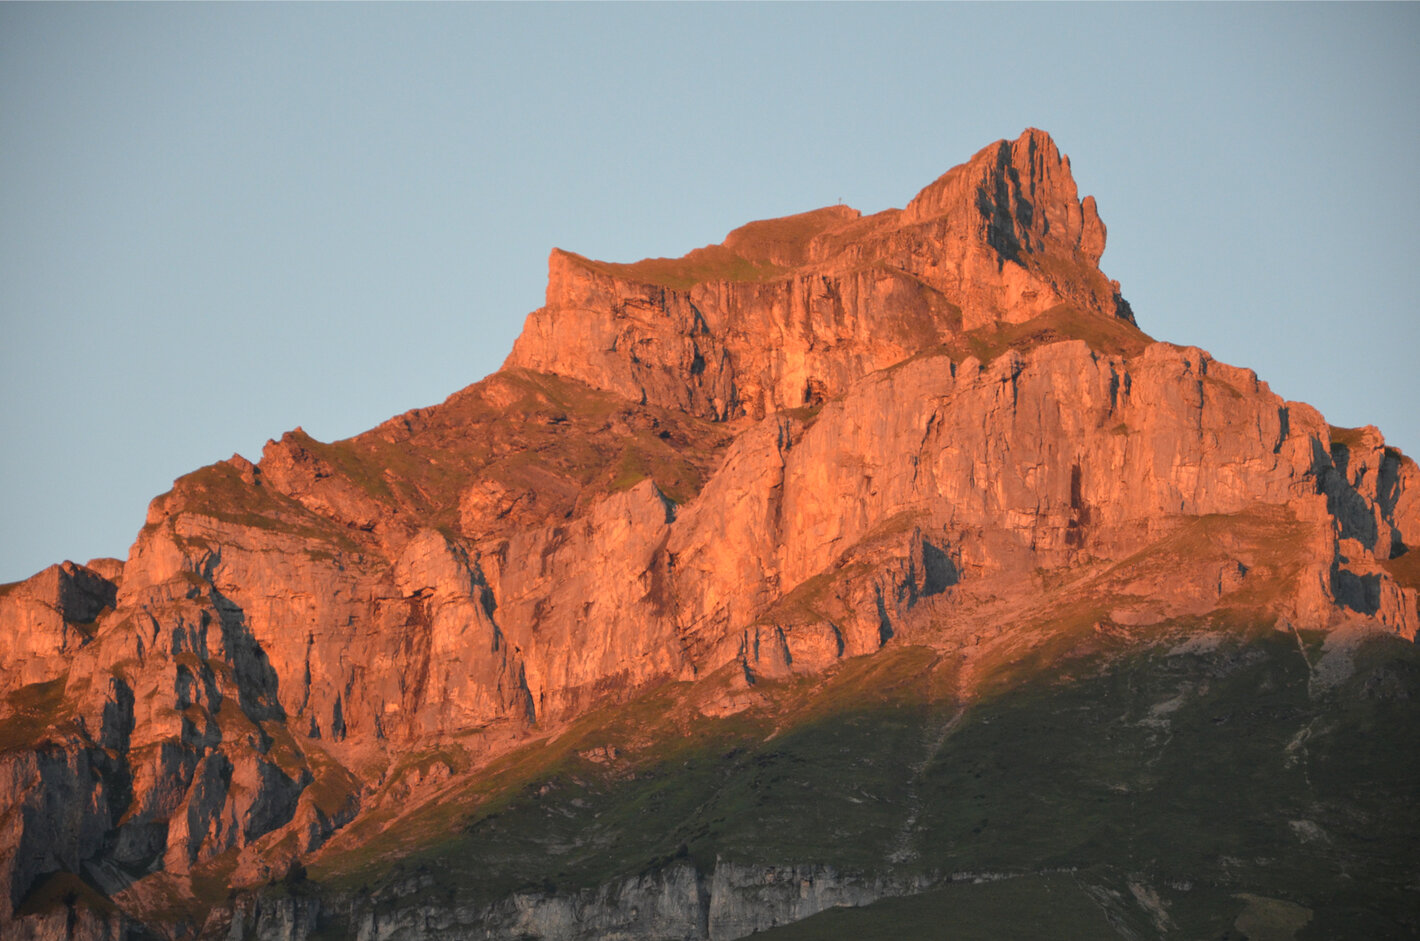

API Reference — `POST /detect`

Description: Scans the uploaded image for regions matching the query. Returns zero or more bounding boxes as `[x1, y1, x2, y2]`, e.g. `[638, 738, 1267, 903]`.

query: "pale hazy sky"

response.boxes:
[2, 3, 1417, 583]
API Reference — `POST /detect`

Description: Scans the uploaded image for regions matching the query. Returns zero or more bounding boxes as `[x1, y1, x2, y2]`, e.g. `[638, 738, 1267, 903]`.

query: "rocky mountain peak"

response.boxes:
[507, 129, 1134, 422]
[2, 129, 1417, 940]
[903, 127, 1108, 266]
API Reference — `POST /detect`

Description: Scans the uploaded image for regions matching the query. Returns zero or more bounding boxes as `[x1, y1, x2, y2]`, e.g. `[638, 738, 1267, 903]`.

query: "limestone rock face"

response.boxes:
[0, 129, 1416, 938]
[235, 860, 928, 941]
[0, 562, 116, 690]
[506, 128, 1131, 422]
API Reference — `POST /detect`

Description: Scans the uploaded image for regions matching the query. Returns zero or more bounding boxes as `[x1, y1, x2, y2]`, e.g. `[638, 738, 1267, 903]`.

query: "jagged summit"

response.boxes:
[507, 129, 1135, 422]
[553, 129, 1111, 288]
[903, 127, 1108, 263]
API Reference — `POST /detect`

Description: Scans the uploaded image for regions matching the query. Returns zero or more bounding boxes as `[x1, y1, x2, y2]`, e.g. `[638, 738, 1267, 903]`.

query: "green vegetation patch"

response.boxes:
[721, 206, 858, 267]
[307, 647, 944, 901]
[746, 871, 1126, 941]
[305, 368, 732, 537]
[1327, 425, 1371, 452]
[301, 746, 363, 820]
[892, 302, 1153, 385]
[14, 870, 119, 919]
[916, 630, 1420, 938]
[1379, 548, 1420, 591]
[960, 303, 1152, 363]
[1234, 892, 1314, 941]
[0, 676, 69, 752]
[605, 435, 706, 505]
[170, 461, 361, 553]
[277, 627, 1419, 939]
[572, 245, 787, 291]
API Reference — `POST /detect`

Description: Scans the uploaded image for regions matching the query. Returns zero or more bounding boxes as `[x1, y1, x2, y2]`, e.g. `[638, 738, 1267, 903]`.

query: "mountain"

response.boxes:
[1, 129, 1417, 941]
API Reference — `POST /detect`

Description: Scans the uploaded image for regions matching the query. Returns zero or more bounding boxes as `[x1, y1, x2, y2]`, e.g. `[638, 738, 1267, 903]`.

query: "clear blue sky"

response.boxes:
[2, 3, 1417, 584]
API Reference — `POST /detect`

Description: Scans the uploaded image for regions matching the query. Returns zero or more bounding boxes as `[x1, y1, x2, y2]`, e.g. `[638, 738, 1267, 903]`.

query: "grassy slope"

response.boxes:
[566, 205, 859, 291]
[0, 676, 69, 751]
[160, 368, 731, 551]
[313, 368, 732, 524]
[942, 302, 1153, 363]
[753, 631, 1420, 940]
[745, 873, 1126, 941]
[285, 626, 1419, 940]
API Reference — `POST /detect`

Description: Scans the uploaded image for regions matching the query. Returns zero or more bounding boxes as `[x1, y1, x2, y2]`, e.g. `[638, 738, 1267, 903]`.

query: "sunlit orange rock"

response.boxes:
[0, 129, 1416, 932]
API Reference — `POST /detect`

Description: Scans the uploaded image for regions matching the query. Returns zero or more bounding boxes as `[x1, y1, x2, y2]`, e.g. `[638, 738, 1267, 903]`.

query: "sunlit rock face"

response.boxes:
[1, 129, 1416, 939]
[507, 128, 1132, 423]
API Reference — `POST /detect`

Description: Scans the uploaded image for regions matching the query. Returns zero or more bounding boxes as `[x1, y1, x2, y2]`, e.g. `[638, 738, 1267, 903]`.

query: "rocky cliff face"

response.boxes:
[227, 861, 931, 941]
[506, 129, 1131, 422]
[1, 129, 1416, 939]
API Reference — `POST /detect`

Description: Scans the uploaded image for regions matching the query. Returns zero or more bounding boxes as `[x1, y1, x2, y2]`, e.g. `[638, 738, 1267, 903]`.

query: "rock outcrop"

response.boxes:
[226, 861, 930, 941]
[506, 128, 1132, 421]
[0, 129, 1415, 939]
[0, 562, 117, 691]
